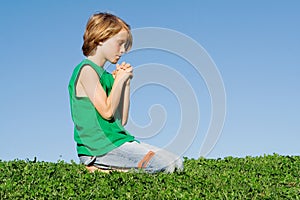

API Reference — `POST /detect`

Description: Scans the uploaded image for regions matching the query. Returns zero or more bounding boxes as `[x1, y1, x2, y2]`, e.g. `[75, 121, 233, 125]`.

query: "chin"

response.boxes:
[111, 59, 118, 64]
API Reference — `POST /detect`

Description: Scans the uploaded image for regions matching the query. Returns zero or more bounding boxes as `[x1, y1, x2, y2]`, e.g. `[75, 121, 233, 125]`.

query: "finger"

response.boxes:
[125, 66, 133, 73]
[116, 64, 120, 70]
[125, 63, 131, 68]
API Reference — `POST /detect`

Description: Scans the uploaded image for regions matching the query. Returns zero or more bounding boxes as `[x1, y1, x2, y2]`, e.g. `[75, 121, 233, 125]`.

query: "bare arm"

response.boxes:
[78, 65, 131, 120]
[120, 80, 131, 126]
[113, 62, 133, 125]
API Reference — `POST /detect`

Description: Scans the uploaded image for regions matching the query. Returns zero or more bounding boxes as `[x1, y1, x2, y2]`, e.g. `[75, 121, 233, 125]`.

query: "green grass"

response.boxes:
[1, 154, 299, 199]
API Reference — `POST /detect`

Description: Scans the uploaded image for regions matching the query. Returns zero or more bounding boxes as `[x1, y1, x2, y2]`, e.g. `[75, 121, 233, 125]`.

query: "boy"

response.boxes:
[68, 12, 183, 173]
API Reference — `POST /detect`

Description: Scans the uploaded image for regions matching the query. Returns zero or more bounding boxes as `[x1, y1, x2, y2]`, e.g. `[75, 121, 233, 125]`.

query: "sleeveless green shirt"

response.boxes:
[68, 59, 136, 156]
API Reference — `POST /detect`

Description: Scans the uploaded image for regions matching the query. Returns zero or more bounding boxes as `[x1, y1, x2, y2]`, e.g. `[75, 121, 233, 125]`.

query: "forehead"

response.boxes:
[113, 29, 129, 40]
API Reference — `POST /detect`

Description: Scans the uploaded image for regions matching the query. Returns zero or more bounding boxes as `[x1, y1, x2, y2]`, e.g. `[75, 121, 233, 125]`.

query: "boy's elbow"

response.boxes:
[97, 106, 113, 120]
[102, 111, 114, 120]
[97, 103, 114, 120]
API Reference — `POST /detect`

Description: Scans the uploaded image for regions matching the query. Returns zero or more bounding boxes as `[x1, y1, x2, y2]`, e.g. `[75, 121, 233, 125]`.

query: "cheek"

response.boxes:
[103, 44, 114, 55]
[106, 43, 119, 53]
[113, 43, 121, 51]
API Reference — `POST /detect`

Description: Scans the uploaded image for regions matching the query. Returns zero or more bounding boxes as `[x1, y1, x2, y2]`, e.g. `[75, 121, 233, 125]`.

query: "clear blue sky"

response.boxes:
[1, 1, 299, 163]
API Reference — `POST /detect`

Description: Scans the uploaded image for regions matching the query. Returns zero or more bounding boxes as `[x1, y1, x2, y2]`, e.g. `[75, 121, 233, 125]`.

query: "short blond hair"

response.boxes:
[82, 12, 133, 56]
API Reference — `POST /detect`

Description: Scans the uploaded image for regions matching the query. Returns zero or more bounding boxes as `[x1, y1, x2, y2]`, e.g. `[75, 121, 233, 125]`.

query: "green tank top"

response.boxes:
[68, 59, 136, 156]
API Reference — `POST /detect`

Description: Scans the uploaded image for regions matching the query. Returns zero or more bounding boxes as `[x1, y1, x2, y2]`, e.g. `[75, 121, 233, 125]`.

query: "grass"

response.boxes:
[0, 153, 299, 199]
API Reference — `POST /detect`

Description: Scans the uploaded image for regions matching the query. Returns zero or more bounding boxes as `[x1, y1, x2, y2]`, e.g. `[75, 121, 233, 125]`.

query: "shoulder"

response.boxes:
[80, 65, 99, 78]
[81, 64, 96, 74]
[78, 65, 100, 85]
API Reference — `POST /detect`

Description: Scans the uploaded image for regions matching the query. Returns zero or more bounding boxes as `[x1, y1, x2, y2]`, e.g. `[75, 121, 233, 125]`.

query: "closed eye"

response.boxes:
[118, 40, 125, 46]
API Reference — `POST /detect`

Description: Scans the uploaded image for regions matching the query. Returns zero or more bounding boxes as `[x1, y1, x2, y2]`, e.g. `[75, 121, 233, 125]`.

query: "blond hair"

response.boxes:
[82, 12, 133, 56]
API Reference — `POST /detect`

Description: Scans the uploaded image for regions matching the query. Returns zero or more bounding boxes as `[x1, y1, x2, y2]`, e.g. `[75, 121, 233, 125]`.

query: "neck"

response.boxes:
[87, 55, 106, 67]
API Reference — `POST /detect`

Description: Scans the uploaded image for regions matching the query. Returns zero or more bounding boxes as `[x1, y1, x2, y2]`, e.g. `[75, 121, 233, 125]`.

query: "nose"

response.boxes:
[120, 44, 125, 55]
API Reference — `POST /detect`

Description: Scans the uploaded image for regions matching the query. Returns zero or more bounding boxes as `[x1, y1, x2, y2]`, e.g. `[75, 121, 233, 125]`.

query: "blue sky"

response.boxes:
[1, 1, 299, 162]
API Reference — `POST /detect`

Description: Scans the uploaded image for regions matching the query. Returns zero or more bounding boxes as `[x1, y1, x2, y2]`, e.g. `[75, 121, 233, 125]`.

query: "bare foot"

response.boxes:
[85, 166, 110, 173]
[85, 166, 129, 173]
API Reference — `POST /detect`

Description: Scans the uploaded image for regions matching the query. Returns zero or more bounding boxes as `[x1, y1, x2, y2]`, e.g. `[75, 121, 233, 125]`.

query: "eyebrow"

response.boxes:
[117, 39, 126, 44]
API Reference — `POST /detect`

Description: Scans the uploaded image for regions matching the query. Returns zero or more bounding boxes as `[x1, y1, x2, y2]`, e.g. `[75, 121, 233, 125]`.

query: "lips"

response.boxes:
[113, 56, 120, 63]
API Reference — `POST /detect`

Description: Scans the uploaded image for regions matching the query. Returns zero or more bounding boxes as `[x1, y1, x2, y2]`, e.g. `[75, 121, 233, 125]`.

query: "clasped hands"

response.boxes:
[112, 62, 133, 82]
